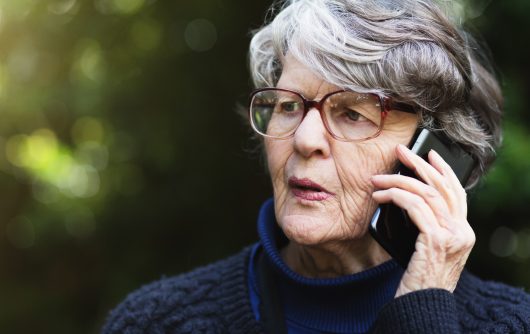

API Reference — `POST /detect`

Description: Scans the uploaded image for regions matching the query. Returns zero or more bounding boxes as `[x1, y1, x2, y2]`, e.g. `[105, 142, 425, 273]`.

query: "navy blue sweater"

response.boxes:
[103, 249, 530, 333]
[103, 201, 530, 333]
[247, 198, 405, 333]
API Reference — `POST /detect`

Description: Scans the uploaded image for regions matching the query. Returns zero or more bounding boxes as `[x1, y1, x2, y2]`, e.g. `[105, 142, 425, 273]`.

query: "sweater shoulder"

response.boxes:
[102, 246, 255, 334]
[456, 271, 530, 333]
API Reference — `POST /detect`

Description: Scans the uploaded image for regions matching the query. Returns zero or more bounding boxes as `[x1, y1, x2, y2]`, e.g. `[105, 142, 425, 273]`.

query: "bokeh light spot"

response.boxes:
[48, 0, 78, 15]
[6, 129, 60, 171]
[184, 19, 217, 52]
[5, 129, 105, 200]
[514, 229, 530, 259]
[71, 39, 105, 83]
[489, 226, 518, 257]
[20, 129, 59, 170]
[65, 165, 100, 198]
[43, 147, 75, 188]
[71, 116, 105, 144]
[130, 19, 163, 51]
[7, 39, 39, 83]
[1, 1, 36, 21]
[94, 0, 113, 14]
[76, 141, 109, 171]
[6, 217, 35, 249]
[111, 0, 144, 15]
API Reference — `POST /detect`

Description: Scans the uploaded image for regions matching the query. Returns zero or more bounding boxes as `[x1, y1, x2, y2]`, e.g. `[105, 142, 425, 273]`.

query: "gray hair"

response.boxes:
[248, 0, 503, 188]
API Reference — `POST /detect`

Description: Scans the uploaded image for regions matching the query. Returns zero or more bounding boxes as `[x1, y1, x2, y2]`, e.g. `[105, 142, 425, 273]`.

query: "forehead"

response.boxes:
[276, 54, 342, 99]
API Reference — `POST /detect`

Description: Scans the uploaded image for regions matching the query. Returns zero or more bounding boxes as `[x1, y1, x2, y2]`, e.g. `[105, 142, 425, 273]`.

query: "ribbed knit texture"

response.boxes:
[102, 246, 530, 333]
[102, 199, 530, 333]
[373, 288, 458, 333]
[249, 198, 404, 333]
[102, 248, 263, 334]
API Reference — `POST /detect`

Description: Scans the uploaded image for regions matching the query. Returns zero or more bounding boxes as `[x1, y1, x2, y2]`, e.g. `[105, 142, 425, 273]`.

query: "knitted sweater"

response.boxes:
[247, 197, 406, 333]
[102, 246, 530, 333]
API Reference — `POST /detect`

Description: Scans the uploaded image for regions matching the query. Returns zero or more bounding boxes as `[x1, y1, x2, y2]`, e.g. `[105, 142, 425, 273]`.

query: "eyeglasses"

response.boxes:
[249, 88, 415, 142]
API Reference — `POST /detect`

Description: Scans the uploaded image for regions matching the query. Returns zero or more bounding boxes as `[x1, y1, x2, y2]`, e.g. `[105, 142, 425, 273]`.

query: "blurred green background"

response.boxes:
[0, 0, 527, 333]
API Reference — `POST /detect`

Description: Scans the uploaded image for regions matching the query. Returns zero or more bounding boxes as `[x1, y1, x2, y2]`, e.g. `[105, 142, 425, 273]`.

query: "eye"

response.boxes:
[280, 101, 302, 112]
[344, 109, 369, 122]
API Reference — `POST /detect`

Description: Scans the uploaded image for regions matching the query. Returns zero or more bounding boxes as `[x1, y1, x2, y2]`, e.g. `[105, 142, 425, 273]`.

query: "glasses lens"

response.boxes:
[250, 89, 304, 138]
[323, 92, 382, 140]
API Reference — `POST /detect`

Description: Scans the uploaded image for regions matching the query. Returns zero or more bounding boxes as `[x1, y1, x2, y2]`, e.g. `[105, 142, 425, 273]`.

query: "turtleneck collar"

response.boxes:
[256, 198, 404, 333]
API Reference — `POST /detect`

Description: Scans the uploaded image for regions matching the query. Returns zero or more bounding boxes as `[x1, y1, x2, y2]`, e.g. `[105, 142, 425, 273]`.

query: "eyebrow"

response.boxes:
[273, 86, 340, 101]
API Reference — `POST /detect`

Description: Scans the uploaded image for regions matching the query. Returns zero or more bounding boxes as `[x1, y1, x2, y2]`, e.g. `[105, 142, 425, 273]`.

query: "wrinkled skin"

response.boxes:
[267, 54, 475, 296]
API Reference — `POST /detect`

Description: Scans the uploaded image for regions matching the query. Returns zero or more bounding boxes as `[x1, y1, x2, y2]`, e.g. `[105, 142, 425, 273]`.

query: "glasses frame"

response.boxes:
[249, 87, 416, 142]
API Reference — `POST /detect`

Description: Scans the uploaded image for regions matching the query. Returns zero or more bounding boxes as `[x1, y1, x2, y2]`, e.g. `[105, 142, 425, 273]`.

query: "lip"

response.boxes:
[288, 177, 334, 201]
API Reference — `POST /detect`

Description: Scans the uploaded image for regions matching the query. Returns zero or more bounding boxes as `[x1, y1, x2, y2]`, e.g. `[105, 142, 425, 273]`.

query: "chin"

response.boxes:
[275, 192, 374, 246]
[279, 213, 349, 246]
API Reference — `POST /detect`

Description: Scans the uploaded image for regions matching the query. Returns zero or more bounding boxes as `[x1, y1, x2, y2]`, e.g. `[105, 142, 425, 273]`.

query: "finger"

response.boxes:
[372, 187, 440, 233]
[371, 174, 452, 224]
[428, 149, 468, 216]
[427, 149, 461, 186]
[396, 144, 444, 186]
[396, 144, 461, 216]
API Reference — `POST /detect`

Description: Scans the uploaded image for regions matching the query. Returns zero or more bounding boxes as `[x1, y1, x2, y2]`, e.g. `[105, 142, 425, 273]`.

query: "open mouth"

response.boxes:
[288, 177, 334, 201]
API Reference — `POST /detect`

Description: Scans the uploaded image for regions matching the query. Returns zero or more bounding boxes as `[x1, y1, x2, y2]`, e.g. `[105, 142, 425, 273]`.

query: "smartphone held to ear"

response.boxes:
[368, 128, 476, 268]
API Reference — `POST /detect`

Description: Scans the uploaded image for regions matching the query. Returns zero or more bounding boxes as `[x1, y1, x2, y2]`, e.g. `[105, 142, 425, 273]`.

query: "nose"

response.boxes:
[293, 108, 331, 159]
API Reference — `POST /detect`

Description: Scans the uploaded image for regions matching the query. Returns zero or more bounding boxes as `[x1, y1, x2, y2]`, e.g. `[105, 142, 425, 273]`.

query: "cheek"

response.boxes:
[334, 141, 397, 191]
[338, 122, 417, 180]
[265, 139, 291, 191]
[332, 125, 416, 201]
[331, 140, 399, 225]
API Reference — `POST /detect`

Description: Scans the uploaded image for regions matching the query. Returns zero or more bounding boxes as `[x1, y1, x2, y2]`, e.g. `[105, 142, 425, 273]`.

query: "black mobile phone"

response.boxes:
[368, 128, 476, 268]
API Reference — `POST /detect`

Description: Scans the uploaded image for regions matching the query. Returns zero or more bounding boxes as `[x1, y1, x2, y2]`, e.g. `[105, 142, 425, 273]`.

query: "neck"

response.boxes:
[280, 235, 390, 278]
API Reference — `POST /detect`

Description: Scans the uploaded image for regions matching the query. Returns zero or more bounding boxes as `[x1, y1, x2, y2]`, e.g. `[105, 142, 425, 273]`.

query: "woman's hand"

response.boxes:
[370, 144, 475, 298]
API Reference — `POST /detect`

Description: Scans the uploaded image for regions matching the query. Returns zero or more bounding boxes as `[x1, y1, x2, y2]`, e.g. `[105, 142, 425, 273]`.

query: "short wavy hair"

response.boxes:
[248, 0, 503, 188]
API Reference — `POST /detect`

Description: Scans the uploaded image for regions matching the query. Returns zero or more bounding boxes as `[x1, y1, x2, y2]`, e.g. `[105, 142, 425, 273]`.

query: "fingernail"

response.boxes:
[430, 149, 441, 158]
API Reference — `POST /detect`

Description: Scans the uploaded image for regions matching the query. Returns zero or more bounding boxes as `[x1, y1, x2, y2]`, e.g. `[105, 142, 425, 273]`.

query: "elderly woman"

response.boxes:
[103, 0, 530, 333]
